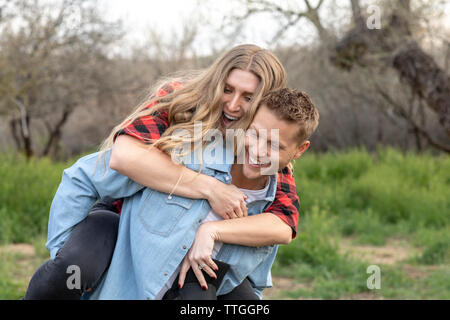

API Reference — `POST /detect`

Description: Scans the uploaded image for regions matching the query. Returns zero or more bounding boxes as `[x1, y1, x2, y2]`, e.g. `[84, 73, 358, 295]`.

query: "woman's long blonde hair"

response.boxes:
[98, 44, 286, 165]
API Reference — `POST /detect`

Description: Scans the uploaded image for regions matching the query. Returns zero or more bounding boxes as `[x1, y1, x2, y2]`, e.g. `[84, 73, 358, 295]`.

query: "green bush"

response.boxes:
[276, 206, 340, 269]
[0, 147, 448, 299]
[273, 147, 450, 298]
[293, 147, 450, 243]
[336, 208, 391, 245]
[0, 154, 72, 244]
[418, 241, 450, 265]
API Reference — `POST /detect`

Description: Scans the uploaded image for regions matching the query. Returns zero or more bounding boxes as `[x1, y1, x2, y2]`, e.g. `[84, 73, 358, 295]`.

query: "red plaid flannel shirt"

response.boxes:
[112, 83, 300, 238]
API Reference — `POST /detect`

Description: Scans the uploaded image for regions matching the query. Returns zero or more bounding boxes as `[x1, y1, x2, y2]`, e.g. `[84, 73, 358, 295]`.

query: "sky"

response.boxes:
[98, 0, 323, 55]
[99, 0, 236, 54]
[99, 0, 450, 56]
[100, 0, 202, 40]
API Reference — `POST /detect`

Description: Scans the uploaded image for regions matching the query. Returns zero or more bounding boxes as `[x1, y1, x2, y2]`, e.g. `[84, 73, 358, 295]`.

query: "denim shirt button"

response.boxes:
[225, 176, 230, 181]
[182, 245, 187, 250]
[167, 195, 172, 200]
[164, 272, 168, 276]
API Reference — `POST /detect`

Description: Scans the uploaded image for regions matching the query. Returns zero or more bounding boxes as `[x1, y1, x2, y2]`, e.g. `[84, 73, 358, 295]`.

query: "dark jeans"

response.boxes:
[25, 198, 259, 300]
[24, 198, 120, 300]
[163, 277, 259, 300]
[162, 260, 259, 300]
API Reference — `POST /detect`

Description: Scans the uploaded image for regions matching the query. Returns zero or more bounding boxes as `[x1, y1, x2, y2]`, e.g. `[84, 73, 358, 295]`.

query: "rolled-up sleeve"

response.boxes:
[264, 167, 300, 239]
[113, 82, 181, 145]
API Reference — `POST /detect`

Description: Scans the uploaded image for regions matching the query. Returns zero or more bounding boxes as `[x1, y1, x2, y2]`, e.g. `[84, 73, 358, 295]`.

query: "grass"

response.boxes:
[0, 147, 449, 299]
[271, 147, 450, 299]
[0, 236, 48, 299]
[0, 154, 73, 244]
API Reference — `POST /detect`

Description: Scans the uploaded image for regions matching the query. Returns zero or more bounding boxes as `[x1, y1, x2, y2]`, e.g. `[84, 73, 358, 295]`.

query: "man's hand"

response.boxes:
[205, 179, 248, 220]
[178, 223, 219, 290]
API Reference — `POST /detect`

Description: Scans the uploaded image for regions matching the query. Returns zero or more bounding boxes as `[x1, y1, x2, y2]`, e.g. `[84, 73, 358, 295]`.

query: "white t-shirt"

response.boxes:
[155, 179, 270, 299]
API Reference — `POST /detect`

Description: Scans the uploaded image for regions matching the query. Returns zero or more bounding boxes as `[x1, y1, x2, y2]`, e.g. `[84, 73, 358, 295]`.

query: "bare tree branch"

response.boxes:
[375, 82, 450, 153]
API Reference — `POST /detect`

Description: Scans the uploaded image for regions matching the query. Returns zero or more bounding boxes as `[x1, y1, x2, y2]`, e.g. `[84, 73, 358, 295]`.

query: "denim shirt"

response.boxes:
[47, 146, 278, 300]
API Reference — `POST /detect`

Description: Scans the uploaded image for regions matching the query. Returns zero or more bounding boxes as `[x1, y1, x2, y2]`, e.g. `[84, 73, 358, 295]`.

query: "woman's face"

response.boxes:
[219, 68, 260, 130]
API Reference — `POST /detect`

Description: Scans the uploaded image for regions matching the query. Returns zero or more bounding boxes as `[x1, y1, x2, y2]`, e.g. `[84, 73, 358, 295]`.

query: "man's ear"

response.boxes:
[292, 141, 310, 160]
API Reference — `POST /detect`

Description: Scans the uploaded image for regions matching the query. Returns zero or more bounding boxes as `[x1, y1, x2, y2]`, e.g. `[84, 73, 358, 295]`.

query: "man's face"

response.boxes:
[242, 104, 309, 180]
[219, 68, 260, 130]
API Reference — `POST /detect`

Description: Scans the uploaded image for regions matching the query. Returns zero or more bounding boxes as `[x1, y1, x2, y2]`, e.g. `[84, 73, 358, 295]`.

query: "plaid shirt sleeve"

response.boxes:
[265, 166, 300, 239]
[113, 109, 169, 144]
[113, 82, 181, 144]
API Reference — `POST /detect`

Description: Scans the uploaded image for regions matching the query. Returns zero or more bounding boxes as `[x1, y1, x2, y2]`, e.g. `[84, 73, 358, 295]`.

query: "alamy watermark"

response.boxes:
[366, 4, 381, 30]
[169, 121, 280, 175]
[66, 265, 81, 290]
[366, 265, 381, 290]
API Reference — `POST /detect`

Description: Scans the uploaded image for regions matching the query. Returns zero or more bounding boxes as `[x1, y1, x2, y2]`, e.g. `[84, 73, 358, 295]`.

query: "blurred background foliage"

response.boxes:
[0, 0, 449, 159]
[0, 0, 449, 299]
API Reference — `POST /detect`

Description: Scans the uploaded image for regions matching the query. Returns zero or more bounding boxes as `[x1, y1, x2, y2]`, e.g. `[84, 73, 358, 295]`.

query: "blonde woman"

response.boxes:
[25, 44, 300, 299]
[107, 44, 298, 226]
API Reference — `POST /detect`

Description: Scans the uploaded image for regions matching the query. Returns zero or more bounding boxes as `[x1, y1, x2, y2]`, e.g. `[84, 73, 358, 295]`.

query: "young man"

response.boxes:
[161, 88, 320, 300]
[25, 88, 318, 300]
[174, 88, 320, 296]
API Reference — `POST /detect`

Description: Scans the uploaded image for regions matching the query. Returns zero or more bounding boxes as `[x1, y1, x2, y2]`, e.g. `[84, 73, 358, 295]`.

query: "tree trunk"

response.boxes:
[9, 118, 22, 150]
[332, 2, 450, 140]
[350, 0, 364, 28]
[10, 97, 34, 158]
[392, 43, 450, 136]
[42, 107, 72, 158]
[21, 115, 34, 159]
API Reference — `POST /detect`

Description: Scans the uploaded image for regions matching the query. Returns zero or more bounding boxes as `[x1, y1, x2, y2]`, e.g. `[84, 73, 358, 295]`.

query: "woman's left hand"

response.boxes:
[178, 223, 219, 291]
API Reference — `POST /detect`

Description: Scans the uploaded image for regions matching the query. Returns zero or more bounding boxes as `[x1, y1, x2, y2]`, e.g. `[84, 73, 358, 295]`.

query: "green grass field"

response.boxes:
[0, 148, 449, 299]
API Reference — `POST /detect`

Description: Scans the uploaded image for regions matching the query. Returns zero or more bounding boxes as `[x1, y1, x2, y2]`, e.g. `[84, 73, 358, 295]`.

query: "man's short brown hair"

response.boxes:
[260, 88, 319, 144]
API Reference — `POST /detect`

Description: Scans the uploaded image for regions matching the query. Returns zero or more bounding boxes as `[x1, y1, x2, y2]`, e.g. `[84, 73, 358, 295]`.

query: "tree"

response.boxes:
[333, 0, 450, 143]
[0, 0, 123, 159]
[230, 0, 450, 153]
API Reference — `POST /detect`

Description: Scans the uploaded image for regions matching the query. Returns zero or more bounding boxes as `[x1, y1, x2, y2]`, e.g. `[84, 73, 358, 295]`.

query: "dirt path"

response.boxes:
[263, 276, 313, 300]
[0, 243, 35, 256]
[338, 237, 420, 265]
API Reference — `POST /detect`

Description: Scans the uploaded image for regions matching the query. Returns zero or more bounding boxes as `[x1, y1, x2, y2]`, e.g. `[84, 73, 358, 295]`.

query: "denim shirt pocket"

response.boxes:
[138, 188, 194, 237]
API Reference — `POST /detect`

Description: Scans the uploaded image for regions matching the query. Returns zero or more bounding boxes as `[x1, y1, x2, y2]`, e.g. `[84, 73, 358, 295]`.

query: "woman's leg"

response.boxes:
[164, 279, 218, 300]
[24, 198, 120, 300]
[165, 276, 259, 300]
[162, 260, 230, 300]
[217, 278, 259, 300]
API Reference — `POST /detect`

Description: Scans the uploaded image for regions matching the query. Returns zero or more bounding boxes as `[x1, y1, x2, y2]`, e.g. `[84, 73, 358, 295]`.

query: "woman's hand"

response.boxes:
[178, 223, 219, 291]
[204, 178, 248, 219]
